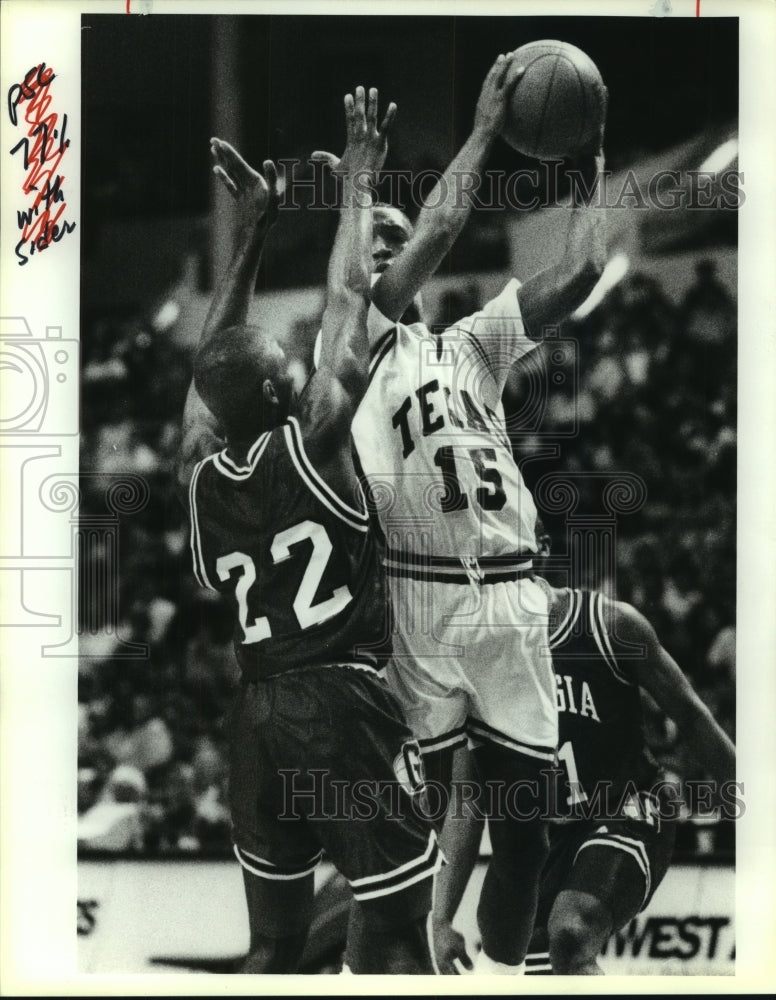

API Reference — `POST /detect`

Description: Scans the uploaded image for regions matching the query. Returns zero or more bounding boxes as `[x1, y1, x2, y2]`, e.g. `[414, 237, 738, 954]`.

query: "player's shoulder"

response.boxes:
[546, 584, 573, 621]
[466, 277, 522, 323]
[395, 316, 432, 342]
[296, 371, 358, 454]
[598, 594, 657, 646]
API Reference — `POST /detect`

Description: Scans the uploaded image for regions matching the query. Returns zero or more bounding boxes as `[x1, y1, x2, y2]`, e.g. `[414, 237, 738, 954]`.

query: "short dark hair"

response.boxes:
[373, 202, 415, 234]
[193, 326, 288, 441]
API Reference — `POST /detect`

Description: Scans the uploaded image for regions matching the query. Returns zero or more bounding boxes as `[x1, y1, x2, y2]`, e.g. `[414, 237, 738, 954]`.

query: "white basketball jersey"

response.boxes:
[351, 279, 540, 567]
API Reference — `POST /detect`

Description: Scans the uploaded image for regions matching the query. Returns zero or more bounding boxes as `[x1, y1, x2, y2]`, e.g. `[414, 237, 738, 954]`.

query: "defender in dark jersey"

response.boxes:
[432, 530, 736, 976]
[178, 89, 441, 975]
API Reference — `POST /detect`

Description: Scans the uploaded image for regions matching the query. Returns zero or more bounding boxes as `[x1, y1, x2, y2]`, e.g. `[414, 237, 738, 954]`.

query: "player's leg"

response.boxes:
[524, 821, 574, 975]
[385, 574, 470, 830]
[275, 665, 442, 974]
[547, 814, 676, 974]
[344, 881, 435, 974]
[466, 577, 557, 971]
[229, 677, 322, 973]
[385, 646, 469, 833]
[473, 741, 551, 969]
[547, 888, 610, 975]
[418, 743, 457, 832]
[239, 866, 314, 973]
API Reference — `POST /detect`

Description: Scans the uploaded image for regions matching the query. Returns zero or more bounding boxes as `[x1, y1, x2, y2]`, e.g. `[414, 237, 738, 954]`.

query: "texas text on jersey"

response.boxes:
[189, 416, 389, 680]
[352, 281, 539, 573]
[547, 587, 662, 821]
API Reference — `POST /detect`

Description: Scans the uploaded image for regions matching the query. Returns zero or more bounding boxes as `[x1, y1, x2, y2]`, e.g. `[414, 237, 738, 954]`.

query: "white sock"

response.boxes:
[473, 950, 526, 975]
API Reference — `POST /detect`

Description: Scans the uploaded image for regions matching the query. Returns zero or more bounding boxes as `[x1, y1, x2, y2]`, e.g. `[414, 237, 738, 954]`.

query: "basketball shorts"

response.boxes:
[384, 575, 557, 766]
[229, 664, 442, 929]
[527, 804, 676, 965]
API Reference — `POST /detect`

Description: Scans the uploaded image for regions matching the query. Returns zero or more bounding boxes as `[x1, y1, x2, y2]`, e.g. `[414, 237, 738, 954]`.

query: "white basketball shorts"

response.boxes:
[384, 571, 558, 765]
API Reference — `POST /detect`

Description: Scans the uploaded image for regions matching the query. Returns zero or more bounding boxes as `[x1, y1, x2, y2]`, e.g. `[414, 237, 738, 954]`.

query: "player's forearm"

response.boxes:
[371, 129, 494, 321]
[196, 213, 273, 358]
[406, 127, 496, 265]
[561, 149, 607, 280]
[519, 255, 601, 340]
[318, 171, 373, 384]
[419, 126, 494, 236]
[327, 171, 373, 299]
[435, 805, 484, 925]
[434, 749, 484, 925]
[179, 210, 266, 490]
[518, 156, 606, 337]
[676, 701, 736, 786]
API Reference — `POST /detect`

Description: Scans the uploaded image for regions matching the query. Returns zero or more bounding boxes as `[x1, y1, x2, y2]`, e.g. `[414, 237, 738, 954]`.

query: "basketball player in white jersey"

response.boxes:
[310, 51, 608, 972]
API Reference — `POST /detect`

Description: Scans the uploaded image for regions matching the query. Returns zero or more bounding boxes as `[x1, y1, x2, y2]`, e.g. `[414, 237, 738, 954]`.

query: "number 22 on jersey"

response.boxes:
[215, 519, 352, 644]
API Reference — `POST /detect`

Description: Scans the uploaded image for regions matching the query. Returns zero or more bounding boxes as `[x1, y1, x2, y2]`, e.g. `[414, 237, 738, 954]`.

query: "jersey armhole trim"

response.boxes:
[590, 592, 632, 685]
[462, 279, 527, 385]
[189, 458, 216, 590]
[464, 328, 499, 386]
[370, 324, 397, 361]
[285, 417, 368, 532]
[367, 326, 397, 384]
[549, 589, 582, 648]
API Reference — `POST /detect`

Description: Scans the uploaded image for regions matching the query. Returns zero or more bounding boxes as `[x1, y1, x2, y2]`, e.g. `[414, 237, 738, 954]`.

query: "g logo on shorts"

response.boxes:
[393, 740, 427, 796]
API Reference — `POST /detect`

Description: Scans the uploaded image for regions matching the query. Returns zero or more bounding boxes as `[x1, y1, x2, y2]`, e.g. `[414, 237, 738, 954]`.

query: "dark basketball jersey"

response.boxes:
[188, 416, 388, 681]
[549, 588, 661, 820]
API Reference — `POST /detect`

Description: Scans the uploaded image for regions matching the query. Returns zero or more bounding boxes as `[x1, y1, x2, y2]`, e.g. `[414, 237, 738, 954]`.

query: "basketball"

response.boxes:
[501, 40, 606, 158]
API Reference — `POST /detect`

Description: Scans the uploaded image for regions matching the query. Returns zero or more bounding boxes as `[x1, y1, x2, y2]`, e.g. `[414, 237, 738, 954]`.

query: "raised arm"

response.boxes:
[609, 598, 736, 786]
[175, 140, 278, 496]
[300, 87, 396, 465]
[371, 53, 523, 322]
[518, 143, 608, 339]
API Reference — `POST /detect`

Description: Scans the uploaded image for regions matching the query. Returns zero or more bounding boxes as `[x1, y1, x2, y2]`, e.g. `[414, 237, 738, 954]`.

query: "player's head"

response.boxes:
[372, 204, 423, 324]
[372, 204, 413, 270]
[193, 326, 294, 441]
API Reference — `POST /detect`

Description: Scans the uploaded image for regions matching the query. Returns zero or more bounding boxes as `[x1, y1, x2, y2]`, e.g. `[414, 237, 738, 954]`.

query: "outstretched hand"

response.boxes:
[311, 86, 396, 179]
[210, 138, 279, 225]
[473, 51, 525, 139]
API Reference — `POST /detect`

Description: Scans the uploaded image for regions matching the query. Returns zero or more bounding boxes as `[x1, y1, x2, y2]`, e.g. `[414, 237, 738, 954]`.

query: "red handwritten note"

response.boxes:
[7, 63, 76, 266]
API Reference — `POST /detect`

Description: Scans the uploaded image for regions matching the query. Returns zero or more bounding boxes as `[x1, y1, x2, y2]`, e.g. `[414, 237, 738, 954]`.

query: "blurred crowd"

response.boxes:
[77, 258, 736, 856]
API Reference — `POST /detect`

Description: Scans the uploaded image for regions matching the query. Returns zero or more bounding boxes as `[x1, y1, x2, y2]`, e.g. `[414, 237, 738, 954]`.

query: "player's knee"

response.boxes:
[548, 911, 589, 971]
[548, 892, 610, 973]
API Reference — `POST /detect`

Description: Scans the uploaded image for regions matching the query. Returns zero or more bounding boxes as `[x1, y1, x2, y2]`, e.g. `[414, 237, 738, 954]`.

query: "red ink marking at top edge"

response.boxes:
[126, 0, 131, 12]
[696, 0, 701, 15]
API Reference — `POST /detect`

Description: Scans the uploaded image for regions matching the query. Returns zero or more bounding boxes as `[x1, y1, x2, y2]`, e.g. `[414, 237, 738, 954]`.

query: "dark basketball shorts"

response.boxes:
[229, 664, 442, 930]
[531, 803, 676, 950]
